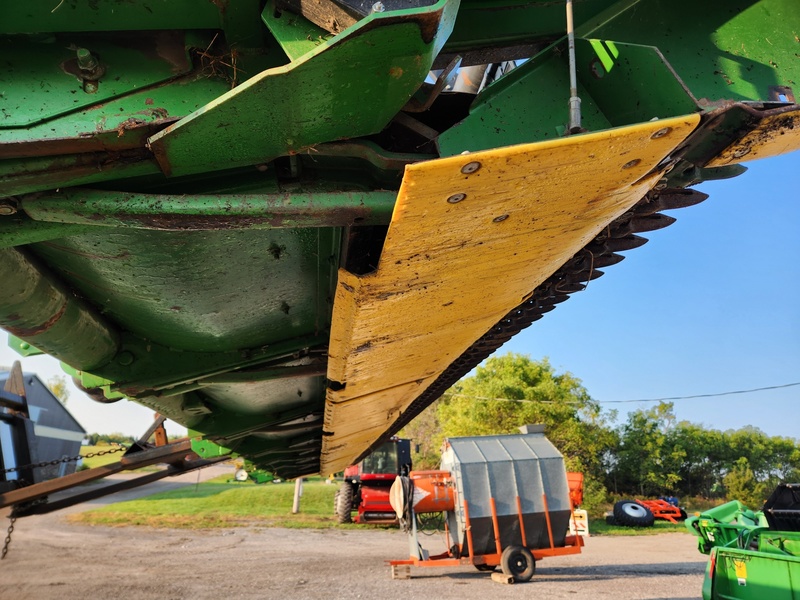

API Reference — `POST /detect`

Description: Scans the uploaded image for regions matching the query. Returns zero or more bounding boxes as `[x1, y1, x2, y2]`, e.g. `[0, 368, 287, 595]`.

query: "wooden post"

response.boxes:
[292, 477, 304, 513]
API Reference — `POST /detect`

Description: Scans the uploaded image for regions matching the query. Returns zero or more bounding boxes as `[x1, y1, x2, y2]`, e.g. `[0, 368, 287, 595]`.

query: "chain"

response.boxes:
[1, 514, 15, 560]
[1, 445, 127, 475]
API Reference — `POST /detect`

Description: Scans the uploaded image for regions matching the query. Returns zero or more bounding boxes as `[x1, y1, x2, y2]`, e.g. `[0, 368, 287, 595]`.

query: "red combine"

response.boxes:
[335, 437, 412, 524]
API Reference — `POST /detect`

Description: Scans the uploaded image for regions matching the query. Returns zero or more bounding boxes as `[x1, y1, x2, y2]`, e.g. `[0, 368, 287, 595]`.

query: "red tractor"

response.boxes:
[335, 437, 412, 524]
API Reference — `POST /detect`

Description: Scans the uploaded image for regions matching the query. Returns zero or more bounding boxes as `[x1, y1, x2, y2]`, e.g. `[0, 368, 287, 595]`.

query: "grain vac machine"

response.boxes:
[388, 426, 582, 582]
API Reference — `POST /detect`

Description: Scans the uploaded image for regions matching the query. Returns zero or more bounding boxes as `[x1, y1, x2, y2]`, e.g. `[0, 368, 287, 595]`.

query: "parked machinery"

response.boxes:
[388, 427, 582, 582]
[336, 437, 412, 524]
[687, 483, 800, 599]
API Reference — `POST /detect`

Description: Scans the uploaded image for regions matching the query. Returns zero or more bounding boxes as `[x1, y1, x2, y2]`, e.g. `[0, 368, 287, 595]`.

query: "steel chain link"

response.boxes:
[1, 515, 15, 561]
[1, 445, 127, 475]
[0, 444, 128, 561]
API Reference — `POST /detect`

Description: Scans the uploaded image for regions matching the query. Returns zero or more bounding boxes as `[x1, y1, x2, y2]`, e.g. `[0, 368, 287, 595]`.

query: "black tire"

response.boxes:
[475, 564, 497, 572]
[500, 546, 535, 582]
[336, 482, 354, 524]
[678, 508, 688, 521]
[333, 489, 340, 514]
[605, 515, 617, 525]
[613, 500, 655, 527]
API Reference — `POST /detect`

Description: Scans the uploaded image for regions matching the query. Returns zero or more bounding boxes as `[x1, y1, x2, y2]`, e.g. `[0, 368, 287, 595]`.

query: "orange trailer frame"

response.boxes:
[388, 492, 583, 573]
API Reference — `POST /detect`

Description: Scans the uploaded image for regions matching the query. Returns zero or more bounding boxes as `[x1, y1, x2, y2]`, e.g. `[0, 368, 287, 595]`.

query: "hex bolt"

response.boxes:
[372, 1, 385, 12]
[447, 193, 466, 204]
[76, 48, 98, 73]
[492, 214, 509, 223]
[621, 159, 641, 169]
[650, 127, 672, 139]
[461, 161, 482, 174]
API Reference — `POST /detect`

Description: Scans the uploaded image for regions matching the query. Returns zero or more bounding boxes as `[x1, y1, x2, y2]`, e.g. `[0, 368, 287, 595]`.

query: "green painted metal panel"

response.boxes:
[442, 0, 617, 56]
[0, 33, 193, 128]
[262, 0, 334, 62]
[148, 0, 461, 177]
[710, 546, 800, 599]
[437, 47, 614, 155]
[28, 227, 338, 352]
[585, 0, 800, 103]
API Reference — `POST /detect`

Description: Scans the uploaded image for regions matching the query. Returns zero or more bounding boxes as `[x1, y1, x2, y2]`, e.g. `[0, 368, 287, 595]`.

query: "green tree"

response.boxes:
[723, 457, 770, 509]
[435, 353, 615, 513]
[611, 402, 685, 496]
[400, 399, 443, 470]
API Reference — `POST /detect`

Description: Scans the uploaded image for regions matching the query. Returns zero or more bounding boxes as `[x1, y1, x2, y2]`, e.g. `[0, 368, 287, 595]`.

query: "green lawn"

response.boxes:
[70, 475, 696, 537]
[588, 519, 689, 536]
[69, 477, 366, 529]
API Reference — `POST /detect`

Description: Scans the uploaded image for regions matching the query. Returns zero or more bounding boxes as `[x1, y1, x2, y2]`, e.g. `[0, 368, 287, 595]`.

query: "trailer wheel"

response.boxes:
[475, 564, 496, 572]
[613, 500, 655, 527]
[335, 482, 354, 524]
[500, 546, 535, 582]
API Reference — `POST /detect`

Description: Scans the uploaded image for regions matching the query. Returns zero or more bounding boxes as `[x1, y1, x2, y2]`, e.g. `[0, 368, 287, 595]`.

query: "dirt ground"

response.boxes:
[0, 469, 706, 600]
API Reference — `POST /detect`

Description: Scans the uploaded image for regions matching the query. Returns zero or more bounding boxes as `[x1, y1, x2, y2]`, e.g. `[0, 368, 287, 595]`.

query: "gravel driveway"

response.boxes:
[0, 470, 706, 600]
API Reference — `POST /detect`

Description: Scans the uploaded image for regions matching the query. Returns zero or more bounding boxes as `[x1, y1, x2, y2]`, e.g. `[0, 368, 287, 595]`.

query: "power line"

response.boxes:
[598, 382, 800, 404]
[447, 382, 800, 405]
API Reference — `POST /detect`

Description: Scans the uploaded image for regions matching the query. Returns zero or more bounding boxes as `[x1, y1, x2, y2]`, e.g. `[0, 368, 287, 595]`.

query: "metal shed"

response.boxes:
[0, 367, 86, 490]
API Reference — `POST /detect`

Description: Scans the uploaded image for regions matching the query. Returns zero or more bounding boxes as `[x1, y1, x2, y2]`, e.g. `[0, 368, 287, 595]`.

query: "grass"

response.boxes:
[69, 477, 372, 530]
[589, 518, 690, 536]
[71, 475, 699, 537]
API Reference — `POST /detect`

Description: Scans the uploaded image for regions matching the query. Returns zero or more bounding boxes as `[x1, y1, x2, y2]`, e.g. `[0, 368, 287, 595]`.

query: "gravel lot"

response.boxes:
[0, 470, 706, 600]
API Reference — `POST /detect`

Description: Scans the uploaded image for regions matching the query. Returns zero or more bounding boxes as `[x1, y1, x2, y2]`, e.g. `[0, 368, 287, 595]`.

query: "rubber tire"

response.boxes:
[475, 564, 497, 572]
[333, 489, 340, 514]
[613, 500, 655, 527]
[500, 546, 535, 582]
[678, 508, 688, 521]
[335, 482, 354, 524]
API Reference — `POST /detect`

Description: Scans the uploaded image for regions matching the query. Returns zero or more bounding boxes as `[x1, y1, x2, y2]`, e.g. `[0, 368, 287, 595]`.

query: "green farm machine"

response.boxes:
[1, 0, 799, 522]
[687, 483, 800, 599]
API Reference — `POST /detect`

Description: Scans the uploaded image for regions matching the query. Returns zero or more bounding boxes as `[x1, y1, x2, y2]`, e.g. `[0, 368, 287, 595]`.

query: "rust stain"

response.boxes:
[3, 300, 68, 337]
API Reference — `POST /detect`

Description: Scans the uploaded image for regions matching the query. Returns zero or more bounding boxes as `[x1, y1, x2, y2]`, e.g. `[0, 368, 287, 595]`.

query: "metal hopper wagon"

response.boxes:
[388, 429, 582, 582]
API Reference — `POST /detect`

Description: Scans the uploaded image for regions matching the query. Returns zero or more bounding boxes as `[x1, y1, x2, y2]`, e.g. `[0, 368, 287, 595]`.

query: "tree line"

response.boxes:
[401, 353, 799, 512]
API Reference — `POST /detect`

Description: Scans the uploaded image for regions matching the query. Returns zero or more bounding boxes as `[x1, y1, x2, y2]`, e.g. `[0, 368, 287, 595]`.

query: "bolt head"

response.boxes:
[621, 159, 641, 169]
[447, 193, 466, 204]
[0, 200, 19, 216]
[651, 127, 672, 139]
[492, 214, 509, 223]
[461, 161, 482, 174]
[372, 1, 385, 12]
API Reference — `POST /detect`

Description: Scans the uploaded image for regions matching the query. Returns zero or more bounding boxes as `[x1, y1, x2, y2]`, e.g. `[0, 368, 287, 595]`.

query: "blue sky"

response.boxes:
[501, 151, 800, 438]
[1, 152, 798, 439]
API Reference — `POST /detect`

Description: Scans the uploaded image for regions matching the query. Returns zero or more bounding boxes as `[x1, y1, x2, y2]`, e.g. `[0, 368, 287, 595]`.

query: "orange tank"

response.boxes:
[408, 470, 455, 513]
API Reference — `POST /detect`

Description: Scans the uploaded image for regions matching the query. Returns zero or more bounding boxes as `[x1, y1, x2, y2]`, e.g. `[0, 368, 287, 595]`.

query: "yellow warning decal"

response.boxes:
[321, 114, 700, 474]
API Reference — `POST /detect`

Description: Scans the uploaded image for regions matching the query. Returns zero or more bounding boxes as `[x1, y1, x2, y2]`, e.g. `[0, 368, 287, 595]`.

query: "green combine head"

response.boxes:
[1, 0, 799, 478]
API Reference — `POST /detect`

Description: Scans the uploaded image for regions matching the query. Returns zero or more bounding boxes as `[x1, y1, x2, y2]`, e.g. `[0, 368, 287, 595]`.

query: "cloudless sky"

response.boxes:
[1, 152, 798, 440]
